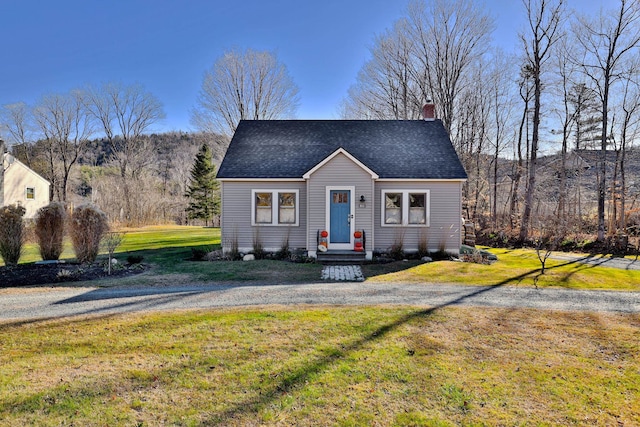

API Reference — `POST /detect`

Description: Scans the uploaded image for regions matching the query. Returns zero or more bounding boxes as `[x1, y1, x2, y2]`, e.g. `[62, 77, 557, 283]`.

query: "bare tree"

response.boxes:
[344, 0, 494, 127]
[343, 19, 422, 119]
[407, 0, 494, 133]
[518, 0, 565, 241]
[1, 102, 35, 167]
[610, 67, 640, 233]
[84, 82, 165, 223]
[32, 91, 94, 201]
[456, 63, 492, 221]
[550, 37, 581, 224]
[510, 64, 535, 229]
[192, 48, 299, 136]
[487, 51, 517, 227]
[573, 0, 640, 241]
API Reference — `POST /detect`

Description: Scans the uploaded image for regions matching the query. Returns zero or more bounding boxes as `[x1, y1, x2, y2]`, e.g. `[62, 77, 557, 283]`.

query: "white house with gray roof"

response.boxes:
[216, 115, 467, 261]
[2, 152, 51, 219]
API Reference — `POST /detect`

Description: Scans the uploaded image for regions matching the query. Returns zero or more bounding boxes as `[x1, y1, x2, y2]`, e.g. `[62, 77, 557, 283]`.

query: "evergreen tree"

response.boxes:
[185, 143, 219, 225]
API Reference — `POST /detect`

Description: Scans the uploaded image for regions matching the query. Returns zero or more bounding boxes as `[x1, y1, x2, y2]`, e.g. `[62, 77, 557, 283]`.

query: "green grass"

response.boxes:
[3, 226, 640, 290]
[2, 225, 323, 285]
[112, 226, 321, 284]
[0, 306, 638, 426]
[364, 247, 640, 291]
[2, 225, 219, 266]
[2, 228, 640, 424]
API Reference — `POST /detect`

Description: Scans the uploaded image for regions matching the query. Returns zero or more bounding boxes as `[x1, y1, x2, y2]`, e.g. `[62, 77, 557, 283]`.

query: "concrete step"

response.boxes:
[317, 250, 366, 265]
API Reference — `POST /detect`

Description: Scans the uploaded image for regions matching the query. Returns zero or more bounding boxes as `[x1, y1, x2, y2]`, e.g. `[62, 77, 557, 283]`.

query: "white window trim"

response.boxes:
[251, 189, 299, 227]
[381, 189, 430, 227]
[325, 186, 355, 250]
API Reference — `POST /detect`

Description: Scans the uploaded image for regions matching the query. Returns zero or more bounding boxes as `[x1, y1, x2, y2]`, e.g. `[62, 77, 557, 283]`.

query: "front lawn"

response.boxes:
[0, 306, 638, 426]
[3, 226, 640, 290]
[364, 247, 640, 291]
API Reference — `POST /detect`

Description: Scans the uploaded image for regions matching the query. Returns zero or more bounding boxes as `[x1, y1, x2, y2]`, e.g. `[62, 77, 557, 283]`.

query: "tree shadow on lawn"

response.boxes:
[0, 253, 606, 332]
[0, 256, 625, 423]
[0, 287, 215, 331]
[546, 254, 640, 288]
[199, 264, 591, 424]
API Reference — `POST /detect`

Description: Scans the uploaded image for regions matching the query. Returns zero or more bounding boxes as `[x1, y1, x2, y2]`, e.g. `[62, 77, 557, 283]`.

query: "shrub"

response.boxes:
[102, 231, 125, 275]
[417, 230, 429, 258]
[69, 204, 108, 264]
[389, 229, 406, 260]
[0, 204, 26, 266]
[275, 230, 291, 260]
[252, 228, 267, 259]
[127, 254, 144, 265]
[34, 202, 67, 261]
[225, 227, 241, 260]
[389, 242, 405, 260]
[190, 247, 211, 261]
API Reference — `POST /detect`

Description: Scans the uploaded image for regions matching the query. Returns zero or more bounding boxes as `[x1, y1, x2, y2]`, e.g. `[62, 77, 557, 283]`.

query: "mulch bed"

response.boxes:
[0, 262, 148, 287]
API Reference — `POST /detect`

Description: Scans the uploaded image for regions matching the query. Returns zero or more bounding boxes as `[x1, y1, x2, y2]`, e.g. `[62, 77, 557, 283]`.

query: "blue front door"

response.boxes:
[330, 190, 351, 244]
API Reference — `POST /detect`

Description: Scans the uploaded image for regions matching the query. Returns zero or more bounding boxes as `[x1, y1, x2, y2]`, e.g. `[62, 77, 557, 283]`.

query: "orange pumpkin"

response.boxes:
[320, 230, 328, 238]
[354, 231, 362, 238]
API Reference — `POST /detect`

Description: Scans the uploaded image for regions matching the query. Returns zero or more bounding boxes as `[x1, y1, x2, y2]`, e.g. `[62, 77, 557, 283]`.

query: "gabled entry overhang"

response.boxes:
[302, 148, 379, 179]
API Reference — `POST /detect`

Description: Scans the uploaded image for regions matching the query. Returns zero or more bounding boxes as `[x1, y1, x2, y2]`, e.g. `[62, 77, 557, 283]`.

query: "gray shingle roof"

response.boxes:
[217, 120, 467, 180]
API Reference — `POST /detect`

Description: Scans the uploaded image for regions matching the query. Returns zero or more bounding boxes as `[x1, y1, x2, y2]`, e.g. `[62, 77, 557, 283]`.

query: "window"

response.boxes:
[255, 192, 272, 224]
[278, 192, 296, 224]
[409, 193, 426, 224]
[26, 187, 35, 200]
[252, 190, 299, 226]
[333, 192, 349, 204]
[382, 190, 429, 227]
[384, 193, 402, 224]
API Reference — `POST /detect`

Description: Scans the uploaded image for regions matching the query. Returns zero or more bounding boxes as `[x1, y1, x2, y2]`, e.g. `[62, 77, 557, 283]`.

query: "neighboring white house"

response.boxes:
[2, 153, 51, 218]
[216, 106, 468, 261]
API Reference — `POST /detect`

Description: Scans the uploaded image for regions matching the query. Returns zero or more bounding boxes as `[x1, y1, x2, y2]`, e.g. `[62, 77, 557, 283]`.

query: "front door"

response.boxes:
[329, 188, 353, 249]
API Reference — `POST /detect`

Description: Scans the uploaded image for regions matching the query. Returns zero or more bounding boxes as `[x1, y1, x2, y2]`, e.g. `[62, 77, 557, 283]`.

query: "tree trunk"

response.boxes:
[597, 81, 609, 242]
[510, 98, 528, 229]
[519, 72, 541, 241]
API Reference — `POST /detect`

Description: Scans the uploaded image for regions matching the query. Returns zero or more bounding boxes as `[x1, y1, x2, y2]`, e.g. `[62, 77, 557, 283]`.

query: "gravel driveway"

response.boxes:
[1, 281, 639, 322]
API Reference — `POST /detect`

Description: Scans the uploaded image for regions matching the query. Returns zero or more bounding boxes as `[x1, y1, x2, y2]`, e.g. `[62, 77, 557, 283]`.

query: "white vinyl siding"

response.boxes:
[2, 155, 50, 218]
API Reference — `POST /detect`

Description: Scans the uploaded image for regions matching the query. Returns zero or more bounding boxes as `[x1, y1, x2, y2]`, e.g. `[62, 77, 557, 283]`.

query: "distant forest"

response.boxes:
[11, 131, 229, 226]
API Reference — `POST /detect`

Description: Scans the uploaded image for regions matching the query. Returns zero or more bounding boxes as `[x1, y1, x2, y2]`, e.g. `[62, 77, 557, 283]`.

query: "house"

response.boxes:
[216, 107, 467, 261]
[2, 152, 51, 218]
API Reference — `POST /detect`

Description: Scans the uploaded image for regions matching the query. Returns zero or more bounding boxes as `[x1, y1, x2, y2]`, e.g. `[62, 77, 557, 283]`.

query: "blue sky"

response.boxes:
[1, 0, 607, 134]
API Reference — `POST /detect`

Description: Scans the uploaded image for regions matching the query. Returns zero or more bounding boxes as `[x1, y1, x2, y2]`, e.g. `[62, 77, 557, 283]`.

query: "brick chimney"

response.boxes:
[422, 100, 435, 121]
